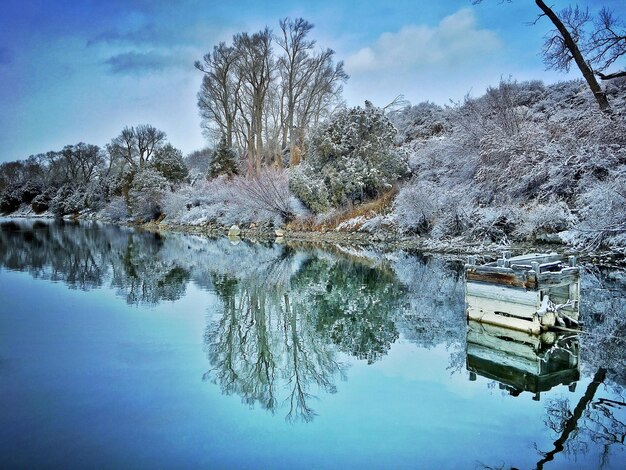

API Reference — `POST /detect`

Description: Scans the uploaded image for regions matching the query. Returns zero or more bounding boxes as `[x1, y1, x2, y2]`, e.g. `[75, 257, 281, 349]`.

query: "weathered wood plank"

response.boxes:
[467, 308, 541, 334]
[508, 252, 561, 264]
[537, 268, 579, 287]
[466, 269, 537, 289]
[467, 344, 540, 375]
[466, 295, 538, 320]
[466, 282, 540, 306]
[467, 329, 540, 361]
[468, 321, 542, 348]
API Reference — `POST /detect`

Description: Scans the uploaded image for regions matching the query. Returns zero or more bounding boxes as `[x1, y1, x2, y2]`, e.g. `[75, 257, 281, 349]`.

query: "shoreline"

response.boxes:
[3, 212, 625, 267]
[148, 221, 626, 268]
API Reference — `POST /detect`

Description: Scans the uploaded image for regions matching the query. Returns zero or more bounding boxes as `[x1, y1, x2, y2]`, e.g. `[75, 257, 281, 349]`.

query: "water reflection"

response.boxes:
[467, 322, 580, 399]
[1, 219, 625, 466]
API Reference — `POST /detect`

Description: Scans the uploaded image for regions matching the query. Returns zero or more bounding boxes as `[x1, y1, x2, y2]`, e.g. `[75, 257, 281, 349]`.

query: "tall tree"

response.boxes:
[195, 43, 240, 147]
[234, 28, 273, 176]
[277, 18, 348, 165]
[535, 0, 610, 111]
[196, 18, 348, 173]
[107, 125, 167, 170]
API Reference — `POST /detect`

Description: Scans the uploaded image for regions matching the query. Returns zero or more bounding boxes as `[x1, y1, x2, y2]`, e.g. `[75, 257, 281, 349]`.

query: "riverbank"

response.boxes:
[2, 209, 625, 268]
[147, 220, 626, 268]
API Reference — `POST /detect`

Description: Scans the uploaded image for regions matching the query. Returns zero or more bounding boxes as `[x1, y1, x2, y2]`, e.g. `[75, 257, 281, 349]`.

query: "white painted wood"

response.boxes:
[466, 282, 540, 306]
[466, 294, 538, 319]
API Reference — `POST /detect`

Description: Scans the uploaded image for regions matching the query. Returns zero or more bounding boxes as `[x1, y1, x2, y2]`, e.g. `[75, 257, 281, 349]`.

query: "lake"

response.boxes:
[0, 219, 624, 469]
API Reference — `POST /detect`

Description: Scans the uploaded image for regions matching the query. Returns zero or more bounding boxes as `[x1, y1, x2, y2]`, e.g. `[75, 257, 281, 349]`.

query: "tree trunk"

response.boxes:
[535, 0, 611, 112]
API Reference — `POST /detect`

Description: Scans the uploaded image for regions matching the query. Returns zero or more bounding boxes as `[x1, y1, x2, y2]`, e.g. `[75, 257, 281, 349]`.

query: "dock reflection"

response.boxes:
[466, 321, 580, 399]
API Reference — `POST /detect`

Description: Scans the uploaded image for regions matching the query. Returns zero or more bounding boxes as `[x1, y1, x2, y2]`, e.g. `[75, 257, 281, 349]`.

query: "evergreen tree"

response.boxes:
[208, 135, 239, 179]
[150, 143, 189, 185]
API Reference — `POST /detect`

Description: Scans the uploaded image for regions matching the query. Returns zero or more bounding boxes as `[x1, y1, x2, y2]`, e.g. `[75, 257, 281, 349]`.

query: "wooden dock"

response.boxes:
[465, 252, 580, 334]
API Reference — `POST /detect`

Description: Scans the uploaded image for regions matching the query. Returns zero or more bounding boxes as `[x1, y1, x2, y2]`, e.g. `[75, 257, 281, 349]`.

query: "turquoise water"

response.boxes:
[0, 219, 624, 469]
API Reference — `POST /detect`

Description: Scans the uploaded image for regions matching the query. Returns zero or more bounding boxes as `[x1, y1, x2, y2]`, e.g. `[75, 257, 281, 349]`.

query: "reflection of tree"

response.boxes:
[537, 367, 626, 469]
[0, 220, 110, 290]
[292, 258, 405, 364]
[111, 232, 190, 305]
[391, 253, 466, 371]
[580, 267, 626, 387]
[0, 220, 190, 305]
[204, 267, 347, 422]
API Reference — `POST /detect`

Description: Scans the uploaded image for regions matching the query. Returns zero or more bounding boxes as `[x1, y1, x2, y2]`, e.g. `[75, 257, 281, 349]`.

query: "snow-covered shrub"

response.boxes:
[393, 181, 476, 238]
[467, 206, 521, 243]
[232, 169, 298, 223]
[128, 168, 169, 221]
[289, 166, 330, 213]
[514, 200, 575, 240]
[49, 185, 85, 217]
[291, 104, 410, 212]
[393, 181, 441, 234]
[575, 175, 626, 249]
[161, 186, 192, 222]
[103, 196, 129, 222]
[208, 136, 239, 179]
[184, 147, 212, 178]
[150, 143, 189, 186]
[83, 178, 110, 212]
[0, 188, 22, 214]
[31, 192, 52, 214]
[388, 101, 448, 144]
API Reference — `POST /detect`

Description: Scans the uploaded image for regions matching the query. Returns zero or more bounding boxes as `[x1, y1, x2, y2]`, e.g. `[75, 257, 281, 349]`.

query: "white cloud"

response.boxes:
[345, 8, 501, 73]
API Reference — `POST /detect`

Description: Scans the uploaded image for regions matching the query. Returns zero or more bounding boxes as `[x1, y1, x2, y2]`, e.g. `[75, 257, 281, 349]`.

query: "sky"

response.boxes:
[0, 0, 623, 163]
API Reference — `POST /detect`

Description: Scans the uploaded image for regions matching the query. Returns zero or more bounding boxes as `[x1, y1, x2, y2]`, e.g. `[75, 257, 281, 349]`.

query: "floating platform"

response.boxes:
[465, 252, 580, 335]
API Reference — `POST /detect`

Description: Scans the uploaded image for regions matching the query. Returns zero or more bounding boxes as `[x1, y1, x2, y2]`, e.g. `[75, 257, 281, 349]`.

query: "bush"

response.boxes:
[574, 175, 626, 249]
[49, 185, 85, 217]
[232, 169, 299, 223]
[514, 200, 574, 240]
[208, 136, 239, 179]
[290, 104, 410, 212]
[128, 168, 169, 221]
[31, 191, 53, 214]
[103, 196, 129, 222]
[0, 189, 21, 214]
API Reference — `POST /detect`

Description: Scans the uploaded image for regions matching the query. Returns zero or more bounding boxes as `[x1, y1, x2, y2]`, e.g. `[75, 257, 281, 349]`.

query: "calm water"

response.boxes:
[0, 219, 624, 469]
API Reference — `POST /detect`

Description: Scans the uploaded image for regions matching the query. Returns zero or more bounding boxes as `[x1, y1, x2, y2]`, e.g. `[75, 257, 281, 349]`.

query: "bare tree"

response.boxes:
[107, 125, 167, 170]
[233, 168, 296, 222]
[587, 7, 626, 80]
[474, 1, 625, 112]
[195, 18, 348, 172]
[535, 0, 610, 111]
[135, 124, 167, 168]
[195, 43, 241, 147]
[277, 18, 315, 158]
[277, 18, 348, 164]
[234, 28, 273, 176]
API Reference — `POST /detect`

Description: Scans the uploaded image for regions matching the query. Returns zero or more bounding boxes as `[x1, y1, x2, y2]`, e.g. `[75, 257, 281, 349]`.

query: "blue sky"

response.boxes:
[0, 0, 622, 162]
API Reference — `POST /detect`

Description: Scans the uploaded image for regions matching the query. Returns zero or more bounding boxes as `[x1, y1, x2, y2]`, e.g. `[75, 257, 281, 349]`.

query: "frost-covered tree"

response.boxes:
[208, 135, 240, 179]
[388, 101, 448, 144]
[474, 1, 625, 111]
[196, 17, 347, 173]
[150, 143, 189, 186]
[290, 104, 409, 212]
[128, 168, 169, 221]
